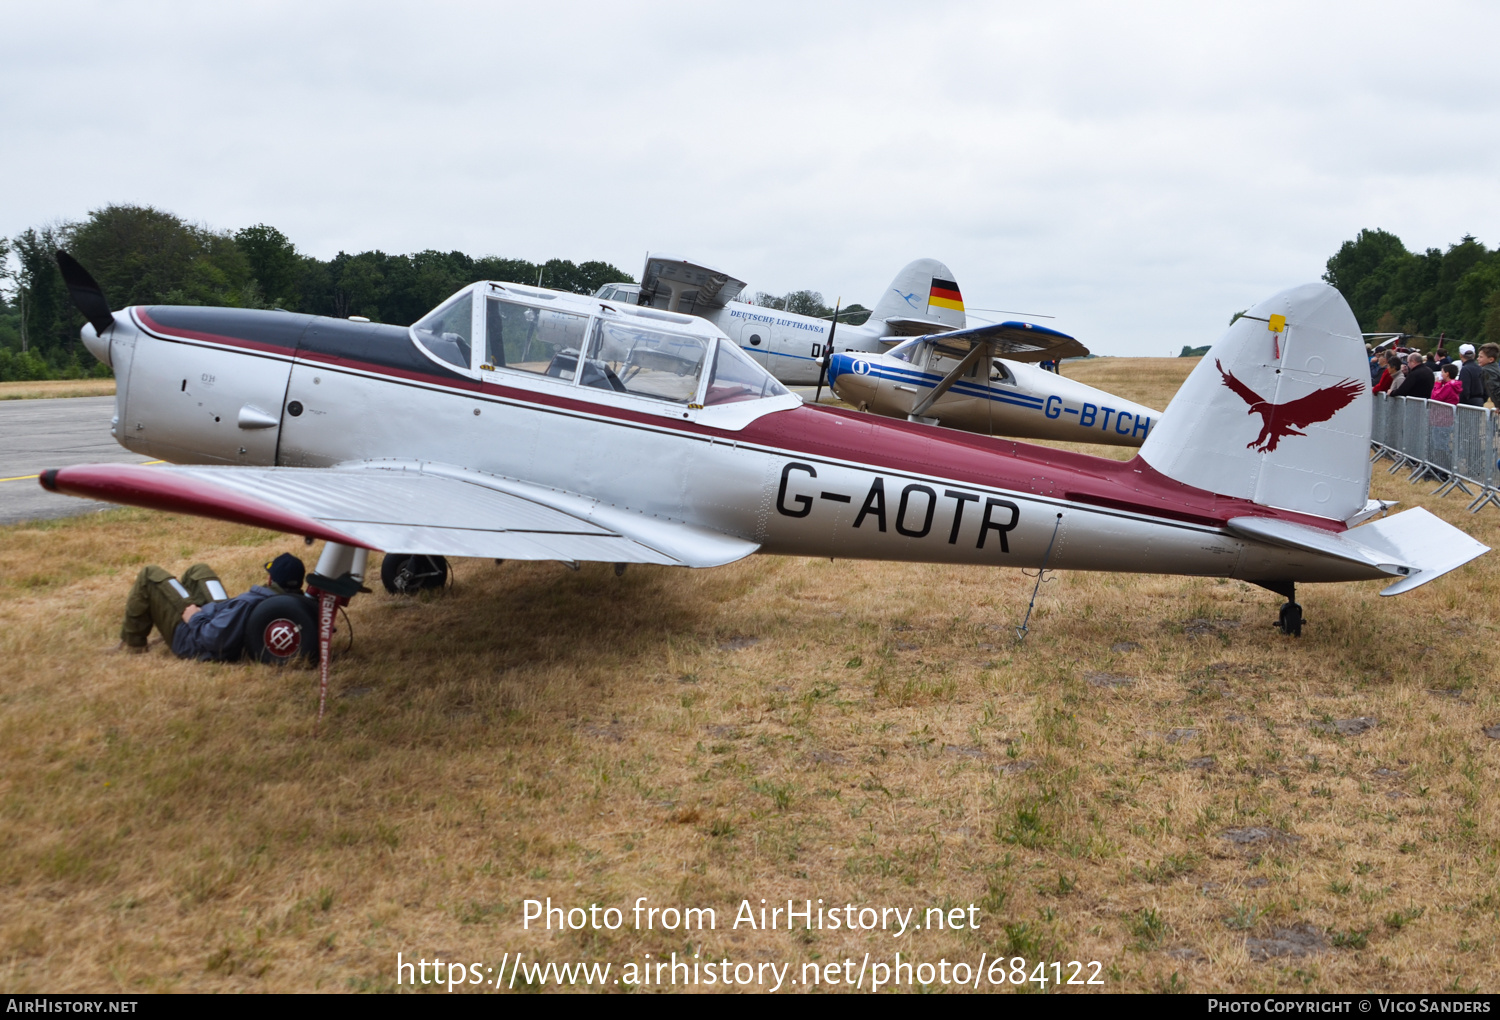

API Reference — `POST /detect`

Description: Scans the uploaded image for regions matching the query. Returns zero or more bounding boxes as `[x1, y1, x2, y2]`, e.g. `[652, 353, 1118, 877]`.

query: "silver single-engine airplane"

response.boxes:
[44, 253, 1487, 684]
[826, 326, 1161, 446]
[599, 255, 1161, 446]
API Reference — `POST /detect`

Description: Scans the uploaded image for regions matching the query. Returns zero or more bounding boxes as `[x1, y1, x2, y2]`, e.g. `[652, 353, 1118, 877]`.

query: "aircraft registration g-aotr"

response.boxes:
[596, 256, 1162, 448]
[44, 253, 1488, 674]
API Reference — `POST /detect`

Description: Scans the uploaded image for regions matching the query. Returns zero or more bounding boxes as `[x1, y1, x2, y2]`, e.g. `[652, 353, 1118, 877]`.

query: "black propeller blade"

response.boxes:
[54, 250, 115, 336]
[813, 297, 840, 405]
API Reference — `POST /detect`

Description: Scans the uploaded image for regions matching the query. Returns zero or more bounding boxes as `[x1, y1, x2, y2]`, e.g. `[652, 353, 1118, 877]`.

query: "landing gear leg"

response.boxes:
[307, 542, 373, 732]
[1251, 580, 1303, 638]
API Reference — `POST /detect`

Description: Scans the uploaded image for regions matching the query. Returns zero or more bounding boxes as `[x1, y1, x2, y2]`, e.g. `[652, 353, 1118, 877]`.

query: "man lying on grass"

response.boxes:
[113, 553, 306, 660]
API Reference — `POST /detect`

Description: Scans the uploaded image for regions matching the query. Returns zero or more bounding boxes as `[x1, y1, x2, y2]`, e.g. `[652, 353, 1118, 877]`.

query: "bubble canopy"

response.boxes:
[409, 282, 793, 419]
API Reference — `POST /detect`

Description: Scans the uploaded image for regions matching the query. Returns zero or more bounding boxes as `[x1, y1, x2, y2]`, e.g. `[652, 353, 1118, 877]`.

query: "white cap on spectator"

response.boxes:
[1460, 343, 1476, 356]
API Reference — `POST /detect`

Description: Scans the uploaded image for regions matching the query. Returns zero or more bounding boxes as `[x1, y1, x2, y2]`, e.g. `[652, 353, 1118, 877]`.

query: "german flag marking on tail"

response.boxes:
[928, 279, 964, 312]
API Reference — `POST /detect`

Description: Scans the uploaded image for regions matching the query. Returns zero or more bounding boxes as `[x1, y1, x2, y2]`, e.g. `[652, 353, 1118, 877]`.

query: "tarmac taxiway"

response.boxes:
[1, 390, 834, 527]
[0, 396, 154, 525]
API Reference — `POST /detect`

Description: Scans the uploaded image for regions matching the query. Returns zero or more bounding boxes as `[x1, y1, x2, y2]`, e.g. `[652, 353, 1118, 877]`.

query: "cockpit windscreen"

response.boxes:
[412, 293, 473, 369]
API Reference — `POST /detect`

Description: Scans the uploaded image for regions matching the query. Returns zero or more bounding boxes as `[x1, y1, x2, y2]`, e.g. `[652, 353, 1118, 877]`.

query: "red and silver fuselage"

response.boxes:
[81, 297, 1384, 585]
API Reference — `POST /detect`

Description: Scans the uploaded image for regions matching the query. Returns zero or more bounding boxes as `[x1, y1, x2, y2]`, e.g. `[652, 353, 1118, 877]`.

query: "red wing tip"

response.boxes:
[40, 463, 374, 551]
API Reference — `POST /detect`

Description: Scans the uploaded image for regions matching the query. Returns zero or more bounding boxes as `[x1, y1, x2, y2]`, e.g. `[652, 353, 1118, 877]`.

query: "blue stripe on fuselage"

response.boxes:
[845, 363, 1046, 408]
[740, 346, 820, 364]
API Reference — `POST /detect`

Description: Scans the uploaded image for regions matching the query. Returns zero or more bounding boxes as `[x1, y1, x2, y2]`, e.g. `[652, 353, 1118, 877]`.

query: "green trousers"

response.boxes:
[120, 564, 224, 648]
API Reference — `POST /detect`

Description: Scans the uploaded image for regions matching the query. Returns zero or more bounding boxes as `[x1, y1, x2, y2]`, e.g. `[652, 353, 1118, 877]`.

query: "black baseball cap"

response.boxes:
[265, 553, 305, 589]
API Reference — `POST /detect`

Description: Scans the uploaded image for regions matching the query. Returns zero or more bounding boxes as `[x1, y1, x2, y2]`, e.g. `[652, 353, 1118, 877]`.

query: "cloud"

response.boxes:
[2, 0, 1497, 353]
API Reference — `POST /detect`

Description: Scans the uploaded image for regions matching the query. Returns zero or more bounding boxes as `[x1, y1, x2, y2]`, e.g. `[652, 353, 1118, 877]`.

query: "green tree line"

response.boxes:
[753, 289, 871, 325]
[1324, 228, 1500, 346]
[29, 205, 1476, 381]
[0, 205, 635, 382]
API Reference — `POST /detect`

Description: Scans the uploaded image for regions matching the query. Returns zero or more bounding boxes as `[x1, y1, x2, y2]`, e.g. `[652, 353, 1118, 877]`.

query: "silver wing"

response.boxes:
[638, 255, 747, 312]
[41, 460, 758, 568]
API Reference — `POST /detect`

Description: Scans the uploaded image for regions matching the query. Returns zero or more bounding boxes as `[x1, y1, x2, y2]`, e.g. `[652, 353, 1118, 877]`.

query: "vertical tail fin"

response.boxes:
[869, 258, 967, 330]
[1139, 283, 1371, 521]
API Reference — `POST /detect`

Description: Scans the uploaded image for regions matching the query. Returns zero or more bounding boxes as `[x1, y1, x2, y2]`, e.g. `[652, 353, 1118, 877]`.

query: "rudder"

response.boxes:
[869, 258, 967, 330]
[1139, 282, 1371, 522]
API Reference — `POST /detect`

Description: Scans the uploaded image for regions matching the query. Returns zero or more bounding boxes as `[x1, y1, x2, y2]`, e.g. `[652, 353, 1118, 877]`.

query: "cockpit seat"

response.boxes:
[546, 349, 626, 392]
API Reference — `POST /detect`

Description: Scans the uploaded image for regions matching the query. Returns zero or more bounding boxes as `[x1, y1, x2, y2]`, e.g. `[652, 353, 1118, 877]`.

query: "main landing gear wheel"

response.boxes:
[380, 554, 449, 595]
[1276, 601, 1304, 638]
[244, 594, 321, 665]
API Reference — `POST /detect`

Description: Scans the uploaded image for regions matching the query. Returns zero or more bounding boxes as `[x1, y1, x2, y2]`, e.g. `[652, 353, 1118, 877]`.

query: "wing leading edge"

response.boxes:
[901, 321, 1090, 363]
[40, 462, 759, 569]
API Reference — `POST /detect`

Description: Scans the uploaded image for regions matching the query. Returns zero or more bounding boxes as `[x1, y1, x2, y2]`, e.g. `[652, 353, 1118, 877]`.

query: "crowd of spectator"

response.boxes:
[1368, 341, 1500, 408]
[1363, 341, 1500, 487]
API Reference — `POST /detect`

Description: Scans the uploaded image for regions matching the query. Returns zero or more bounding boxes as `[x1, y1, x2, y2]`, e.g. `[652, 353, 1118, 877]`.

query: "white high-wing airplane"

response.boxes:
[595, 255, 1162, 446]
[827, 326, 1162, 446]
[45, 254, 1488, 681]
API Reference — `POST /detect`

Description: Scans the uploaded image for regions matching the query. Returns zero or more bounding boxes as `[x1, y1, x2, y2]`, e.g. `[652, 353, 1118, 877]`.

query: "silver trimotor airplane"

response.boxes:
[44, 253, 1488, 663]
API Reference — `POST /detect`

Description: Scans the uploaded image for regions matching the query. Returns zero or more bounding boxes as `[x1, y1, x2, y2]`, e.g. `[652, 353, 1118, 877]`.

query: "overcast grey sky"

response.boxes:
[3, 1, 1497, 354]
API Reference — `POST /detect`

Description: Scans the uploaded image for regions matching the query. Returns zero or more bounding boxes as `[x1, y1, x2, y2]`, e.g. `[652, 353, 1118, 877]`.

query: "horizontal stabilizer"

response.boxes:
[1341, 507, 1489, 595]
[1227, 516, 1403, 573]
[881, 317, 961, 338]
[1228, 507, 1487, 595]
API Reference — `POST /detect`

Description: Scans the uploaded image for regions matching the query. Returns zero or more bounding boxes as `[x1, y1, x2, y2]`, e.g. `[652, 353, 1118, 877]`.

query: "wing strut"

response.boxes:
[908, 341, 992, 420]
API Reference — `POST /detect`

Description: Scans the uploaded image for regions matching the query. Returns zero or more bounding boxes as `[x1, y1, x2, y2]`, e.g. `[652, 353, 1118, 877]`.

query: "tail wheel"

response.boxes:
[244, 594, 321, 665]
[1276, 601, 1304, 638]
[380, 554, 449, 595]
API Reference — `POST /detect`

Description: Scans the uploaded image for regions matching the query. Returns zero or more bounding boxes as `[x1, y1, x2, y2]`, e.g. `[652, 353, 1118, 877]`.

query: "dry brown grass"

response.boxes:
[3, 357, 1499, 994]
[0, 379, 117, 400]
[1061, 356, 1195, 416]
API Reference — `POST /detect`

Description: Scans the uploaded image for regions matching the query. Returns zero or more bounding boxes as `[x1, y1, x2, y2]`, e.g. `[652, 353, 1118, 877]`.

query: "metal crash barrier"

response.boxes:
[1371, 393, 1500, 513]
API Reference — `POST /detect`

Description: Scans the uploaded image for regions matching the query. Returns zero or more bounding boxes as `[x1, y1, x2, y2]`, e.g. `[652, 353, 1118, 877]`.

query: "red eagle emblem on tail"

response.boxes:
[1215, 359, 1361, 453]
